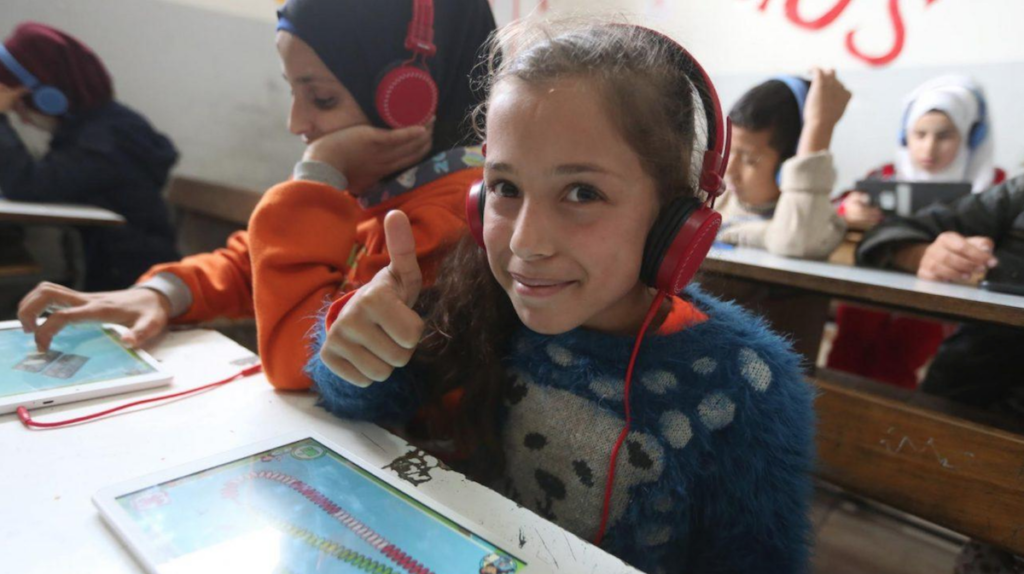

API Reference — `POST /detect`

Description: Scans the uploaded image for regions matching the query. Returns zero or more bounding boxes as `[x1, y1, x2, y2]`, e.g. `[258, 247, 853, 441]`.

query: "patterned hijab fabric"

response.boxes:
[358, 145, 483, 209]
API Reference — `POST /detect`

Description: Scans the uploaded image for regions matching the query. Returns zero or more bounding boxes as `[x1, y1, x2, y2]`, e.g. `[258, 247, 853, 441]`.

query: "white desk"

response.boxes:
[0, 198, 125, 227]
[1, 329, 637, 574]
[705, 245, 1024, 326]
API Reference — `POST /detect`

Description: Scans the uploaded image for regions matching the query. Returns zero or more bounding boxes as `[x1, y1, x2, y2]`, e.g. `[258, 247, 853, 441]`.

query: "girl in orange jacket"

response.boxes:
[16, 0, 496, 391]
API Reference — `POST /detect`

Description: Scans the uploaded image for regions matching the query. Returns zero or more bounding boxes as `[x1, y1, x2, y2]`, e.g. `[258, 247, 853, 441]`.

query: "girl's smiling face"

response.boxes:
[483, 77, 661, 336]
[276, 31, 370, 144]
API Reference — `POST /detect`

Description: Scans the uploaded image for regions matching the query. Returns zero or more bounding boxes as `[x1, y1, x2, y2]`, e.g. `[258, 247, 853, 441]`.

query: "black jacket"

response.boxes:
[0, 102, 180, 290]
[857, 175, 1024, 285]
[855, 175, 1024, 417]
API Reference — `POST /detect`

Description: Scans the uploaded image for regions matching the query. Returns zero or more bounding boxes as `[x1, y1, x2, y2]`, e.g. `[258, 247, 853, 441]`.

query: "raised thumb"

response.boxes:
[383, 210, 423, 306]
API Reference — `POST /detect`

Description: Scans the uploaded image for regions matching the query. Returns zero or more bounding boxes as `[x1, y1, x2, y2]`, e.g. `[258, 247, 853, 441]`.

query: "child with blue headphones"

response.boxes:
[840, 75, 1006, 231]
[716, 68, 850, 260]
[0, 22, 180, 291]
[308, 20, 815, 573]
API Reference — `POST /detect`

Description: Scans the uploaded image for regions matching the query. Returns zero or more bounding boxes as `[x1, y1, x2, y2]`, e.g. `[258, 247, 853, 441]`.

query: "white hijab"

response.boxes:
[895, 75, 996, 192]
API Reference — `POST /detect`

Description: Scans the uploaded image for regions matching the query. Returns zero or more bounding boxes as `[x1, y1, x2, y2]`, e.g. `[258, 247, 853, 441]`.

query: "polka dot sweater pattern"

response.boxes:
[308, 287, 816, 574]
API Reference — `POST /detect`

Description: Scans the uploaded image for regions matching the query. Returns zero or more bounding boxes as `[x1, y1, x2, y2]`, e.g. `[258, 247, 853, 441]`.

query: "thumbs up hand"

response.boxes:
[319, 211, 426, 387]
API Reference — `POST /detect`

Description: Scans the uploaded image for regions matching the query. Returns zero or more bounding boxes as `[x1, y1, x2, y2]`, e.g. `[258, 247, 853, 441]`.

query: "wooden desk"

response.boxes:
[0, 198, 125, 227]
[814, 370, 1024, 555]
[704, 245, 1024, 327]
[0, 329, 637, 574]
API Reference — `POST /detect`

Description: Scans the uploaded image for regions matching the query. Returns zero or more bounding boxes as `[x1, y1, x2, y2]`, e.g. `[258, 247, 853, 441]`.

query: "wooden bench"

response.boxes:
[166, 176, 262, 228]
[166, 176, 263, 256]
[815, 369, 1024, 555]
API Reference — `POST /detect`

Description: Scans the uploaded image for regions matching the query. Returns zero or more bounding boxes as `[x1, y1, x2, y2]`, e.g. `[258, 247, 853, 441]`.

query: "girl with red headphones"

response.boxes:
[311, 20, 814, 573]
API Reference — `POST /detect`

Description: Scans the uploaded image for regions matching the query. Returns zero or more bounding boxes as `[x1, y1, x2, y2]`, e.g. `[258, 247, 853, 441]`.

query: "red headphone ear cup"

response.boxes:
[465, 180, 486, 249]
[641, 198, 697, 287]
[641, 198, 720, 294]
[375, 63, 438, 128]
[656, 206, 720, 294]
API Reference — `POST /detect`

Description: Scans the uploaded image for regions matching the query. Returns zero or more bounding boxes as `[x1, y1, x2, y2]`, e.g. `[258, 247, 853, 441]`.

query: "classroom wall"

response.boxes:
[4, 0, 302, 192]
[4, 0, 1022, 193]
[522, 0, 1024, 187]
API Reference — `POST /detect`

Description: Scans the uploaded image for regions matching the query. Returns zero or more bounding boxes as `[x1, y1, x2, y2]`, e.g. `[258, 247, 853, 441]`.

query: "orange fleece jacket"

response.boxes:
[139, 231, 255, 323]
[138, 170, 479, 391]
[247, 169, 479, 391]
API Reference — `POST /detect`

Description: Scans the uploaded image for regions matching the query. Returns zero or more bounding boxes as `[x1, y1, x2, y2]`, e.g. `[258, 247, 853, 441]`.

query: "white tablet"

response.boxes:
[94, 431, 531, 574]
[0, 320, 171, 415]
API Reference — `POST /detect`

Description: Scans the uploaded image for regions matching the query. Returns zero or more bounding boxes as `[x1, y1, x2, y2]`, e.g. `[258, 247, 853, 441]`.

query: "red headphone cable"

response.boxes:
[16, 364, 263, 429]
[593, 290, 667, 546]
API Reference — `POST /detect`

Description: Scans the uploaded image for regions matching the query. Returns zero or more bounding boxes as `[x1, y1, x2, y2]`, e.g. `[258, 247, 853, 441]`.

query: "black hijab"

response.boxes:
[277, 0, 496, 155]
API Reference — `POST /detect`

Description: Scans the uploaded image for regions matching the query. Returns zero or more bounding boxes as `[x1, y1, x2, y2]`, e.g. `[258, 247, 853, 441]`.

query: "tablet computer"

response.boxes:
[0, 320, 171, 415]
[94, 431, 530, 574]
[854, 180, 971, 217]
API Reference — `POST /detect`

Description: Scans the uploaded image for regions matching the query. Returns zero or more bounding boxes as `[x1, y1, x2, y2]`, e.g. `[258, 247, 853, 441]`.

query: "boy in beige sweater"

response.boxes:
[717, 68, 849, 260]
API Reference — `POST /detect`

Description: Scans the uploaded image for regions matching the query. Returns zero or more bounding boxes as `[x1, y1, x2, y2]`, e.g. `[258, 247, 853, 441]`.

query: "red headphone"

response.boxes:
[465, 28, 731, 297]
[375, 0, 439, 128]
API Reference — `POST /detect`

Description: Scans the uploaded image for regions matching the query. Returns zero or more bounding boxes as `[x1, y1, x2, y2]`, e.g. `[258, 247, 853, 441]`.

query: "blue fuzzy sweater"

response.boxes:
[308, 287, 815, 574]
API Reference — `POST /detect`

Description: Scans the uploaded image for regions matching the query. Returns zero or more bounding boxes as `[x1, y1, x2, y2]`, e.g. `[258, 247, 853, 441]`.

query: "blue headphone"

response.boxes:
[898, 86, 989, 151]
[771, 75, 809, 185]
[0, 45, 69, 116]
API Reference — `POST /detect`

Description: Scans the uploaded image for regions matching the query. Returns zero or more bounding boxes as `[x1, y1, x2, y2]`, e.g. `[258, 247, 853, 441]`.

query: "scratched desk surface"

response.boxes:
[1, 329, 638, 574]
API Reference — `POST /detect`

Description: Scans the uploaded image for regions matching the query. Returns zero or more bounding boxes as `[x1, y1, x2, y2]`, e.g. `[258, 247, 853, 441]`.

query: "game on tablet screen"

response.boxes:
[0, 323, 155, 400]
[114, 438, 525, 574]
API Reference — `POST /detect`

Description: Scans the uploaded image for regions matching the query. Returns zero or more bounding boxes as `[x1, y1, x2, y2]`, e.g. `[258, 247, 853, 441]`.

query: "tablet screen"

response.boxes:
[114, 438, 525, 574]
[0, 323, 155, 399]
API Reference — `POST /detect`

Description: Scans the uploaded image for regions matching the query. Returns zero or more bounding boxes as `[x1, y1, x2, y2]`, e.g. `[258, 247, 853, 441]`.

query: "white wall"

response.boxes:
[4, 0, 303, 192]
[534, 0, 1024, 186]
[4, 0, 1021, 193]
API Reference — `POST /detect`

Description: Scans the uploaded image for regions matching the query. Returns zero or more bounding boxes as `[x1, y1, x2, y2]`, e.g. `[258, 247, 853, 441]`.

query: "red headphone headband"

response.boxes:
[638, 27, 731, 205]
[375, 0, 438, 128]
[406, 0, 437, 57]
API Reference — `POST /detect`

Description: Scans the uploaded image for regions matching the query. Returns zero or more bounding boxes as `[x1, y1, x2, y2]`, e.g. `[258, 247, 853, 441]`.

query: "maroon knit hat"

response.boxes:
[0, 22, 113, 114]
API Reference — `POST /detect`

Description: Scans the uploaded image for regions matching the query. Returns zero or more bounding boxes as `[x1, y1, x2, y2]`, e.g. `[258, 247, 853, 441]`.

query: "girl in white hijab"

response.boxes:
[842, 75, 1005, 229]
[829, 76, 1006, 391]
[895, 75, 1000, 191]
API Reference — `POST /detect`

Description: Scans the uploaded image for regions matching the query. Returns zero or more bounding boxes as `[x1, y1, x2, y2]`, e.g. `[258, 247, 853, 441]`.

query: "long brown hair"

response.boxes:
[414, 19, 712, 478]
